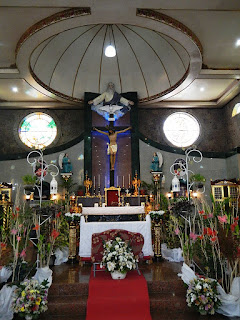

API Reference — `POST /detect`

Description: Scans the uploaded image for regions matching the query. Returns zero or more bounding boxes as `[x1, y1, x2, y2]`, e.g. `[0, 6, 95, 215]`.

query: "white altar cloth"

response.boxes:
[81, 206, 144, 215]
[79, 214, 154, 258]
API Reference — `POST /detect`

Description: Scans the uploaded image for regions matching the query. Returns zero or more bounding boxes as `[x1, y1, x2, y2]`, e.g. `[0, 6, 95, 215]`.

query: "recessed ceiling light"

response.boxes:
[105, 45, 116, 57]
[236, 39, 240, 47]
[200, 87, 205, 92]
[12, 87, 18, 93]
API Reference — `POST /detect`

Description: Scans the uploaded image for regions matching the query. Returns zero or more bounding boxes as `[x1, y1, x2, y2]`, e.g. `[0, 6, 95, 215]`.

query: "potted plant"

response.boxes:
[22, 175, 37, 195]
[101, 236, 137, 279]
[189, 173, 206, 189]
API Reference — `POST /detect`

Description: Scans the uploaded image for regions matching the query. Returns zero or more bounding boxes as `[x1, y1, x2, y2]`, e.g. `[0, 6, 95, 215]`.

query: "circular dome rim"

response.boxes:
[16, 8, 202, 104]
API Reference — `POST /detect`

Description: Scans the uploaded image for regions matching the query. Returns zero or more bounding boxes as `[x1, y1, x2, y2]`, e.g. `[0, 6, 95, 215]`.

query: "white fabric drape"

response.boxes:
[161, 243, 183, 262]
[79, 214, 154, 258]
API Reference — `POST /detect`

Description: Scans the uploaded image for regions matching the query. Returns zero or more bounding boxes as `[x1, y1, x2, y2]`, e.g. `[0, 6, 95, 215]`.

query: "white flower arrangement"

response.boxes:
[101, 236, 138, 274]
[149, 210, 165, 220]
[186, 277, 221, 315]
[149, 210, 165, 216]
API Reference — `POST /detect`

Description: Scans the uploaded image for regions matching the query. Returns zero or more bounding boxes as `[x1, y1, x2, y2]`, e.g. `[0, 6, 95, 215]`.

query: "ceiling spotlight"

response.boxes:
[200, 87, 205, 92]
[105, 45, 116, 57]
[12, 87, 18, 93]
[105, 25, 116, 57]
[235, 39, 240, 47]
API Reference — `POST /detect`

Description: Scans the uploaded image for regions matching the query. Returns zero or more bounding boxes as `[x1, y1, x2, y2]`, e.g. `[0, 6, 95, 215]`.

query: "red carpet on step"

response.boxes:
[86, 270, 152, 320]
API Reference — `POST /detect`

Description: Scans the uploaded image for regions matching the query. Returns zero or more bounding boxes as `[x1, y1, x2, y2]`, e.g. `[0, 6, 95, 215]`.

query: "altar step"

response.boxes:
[39, 263, 228, 320]
[40, 275, 190, 319]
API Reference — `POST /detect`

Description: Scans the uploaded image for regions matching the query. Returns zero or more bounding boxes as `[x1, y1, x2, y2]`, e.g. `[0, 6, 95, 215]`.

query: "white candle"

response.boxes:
[117, 176, 119, 187]
[123, 176, 125, 187]
[98, 174, 100, 186]
[105, 176, 107, 187]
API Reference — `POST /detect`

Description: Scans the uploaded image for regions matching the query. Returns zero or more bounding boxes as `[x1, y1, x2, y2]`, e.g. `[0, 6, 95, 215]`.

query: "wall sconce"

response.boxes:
[172, 175, 180, 192]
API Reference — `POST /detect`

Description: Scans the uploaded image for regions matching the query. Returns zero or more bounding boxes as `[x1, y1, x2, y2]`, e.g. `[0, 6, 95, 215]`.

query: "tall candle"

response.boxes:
[123, 176, 125, 187]
[129, 173, 130, 186]
[94, 176, 95, 189]
[98, 174, 100, 186]
[117, 176, 119, 187]
[105, 176, 107, 187]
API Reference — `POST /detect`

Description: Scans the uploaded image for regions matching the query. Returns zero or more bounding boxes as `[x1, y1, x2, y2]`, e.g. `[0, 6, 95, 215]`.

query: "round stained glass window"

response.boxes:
[163, 112, 200, 147]
[232, 103, 240, 117]
[19, 112, 57, 149]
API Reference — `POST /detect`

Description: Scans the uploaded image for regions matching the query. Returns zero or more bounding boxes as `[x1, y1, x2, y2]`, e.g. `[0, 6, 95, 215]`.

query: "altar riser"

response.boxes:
[41, 275, 190, 319]
[40, 263, 227, 320]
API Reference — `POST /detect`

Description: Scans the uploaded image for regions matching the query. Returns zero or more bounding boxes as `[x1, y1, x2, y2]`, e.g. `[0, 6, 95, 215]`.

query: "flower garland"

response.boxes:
[186, 277, 221, 315]
[101, 236, 137, 274]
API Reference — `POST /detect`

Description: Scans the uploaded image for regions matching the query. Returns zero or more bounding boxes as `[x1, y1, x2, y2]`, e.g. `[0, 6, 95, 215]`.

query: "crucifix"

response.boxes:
[85, 83, 138, 191]
[93, 124, 131, 186]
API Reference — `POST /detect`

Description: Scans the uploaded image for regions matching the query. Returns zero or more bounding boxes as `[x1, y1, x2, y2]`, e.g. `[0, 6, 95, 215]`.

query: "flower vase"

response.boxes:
[25, 315, 33, 320]
[111, 271, 127, 280]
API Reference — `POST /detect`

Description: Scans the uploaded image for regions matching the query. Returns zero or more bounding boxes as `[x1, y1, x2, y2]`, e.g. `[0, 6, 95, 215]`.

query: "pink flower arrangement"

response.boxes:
[11, 229, 18, 235]
[190, 232, 198, 241]
[218, 215, 228, 224]
[174, 228, 180, 235]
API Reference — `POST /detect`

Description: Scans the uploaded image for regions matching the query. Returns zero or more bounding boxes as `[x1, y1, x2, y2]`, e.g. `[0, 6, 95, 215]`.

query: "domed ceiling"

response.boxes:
[16, 9, 202, 104]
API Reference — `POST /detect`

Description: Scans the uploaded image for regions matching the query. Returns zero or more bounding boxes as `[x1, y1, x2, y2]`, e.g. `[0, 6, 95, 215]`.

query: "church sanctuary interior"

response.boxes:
[1, 1, 240, 319]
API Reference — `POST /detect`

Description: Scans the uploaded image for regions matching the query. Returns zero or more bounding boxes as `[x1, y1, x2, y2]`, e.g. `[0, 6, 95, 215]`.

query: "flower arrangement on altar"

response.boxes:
[65, 212, 81, 222]
[186, 277, 221, 315]
[101, 236, 137, 277]
[149, 210, 165, 220]
[12, 278, 48, 319]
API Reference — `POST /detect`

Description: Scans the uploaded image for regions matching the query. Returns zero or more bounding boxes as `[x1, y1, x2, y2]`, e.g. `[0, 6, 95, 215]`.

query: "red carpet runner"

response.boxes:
[86, 270, 152, 320]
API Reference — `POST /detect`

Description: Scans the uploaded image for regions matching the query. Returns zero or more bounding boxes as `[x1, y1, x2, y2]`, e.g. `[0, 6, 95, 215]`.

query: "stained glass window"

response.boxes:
[163, 112, 200, 147]
[19, 112, 57, 149]
[232, 103, 240, 117]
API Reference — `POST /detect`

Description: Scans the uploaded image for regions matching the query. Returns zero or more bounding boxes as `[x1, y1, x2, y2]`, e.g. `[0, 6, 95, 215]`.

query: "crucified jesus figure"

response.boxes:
[93, 126, 131, 171]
